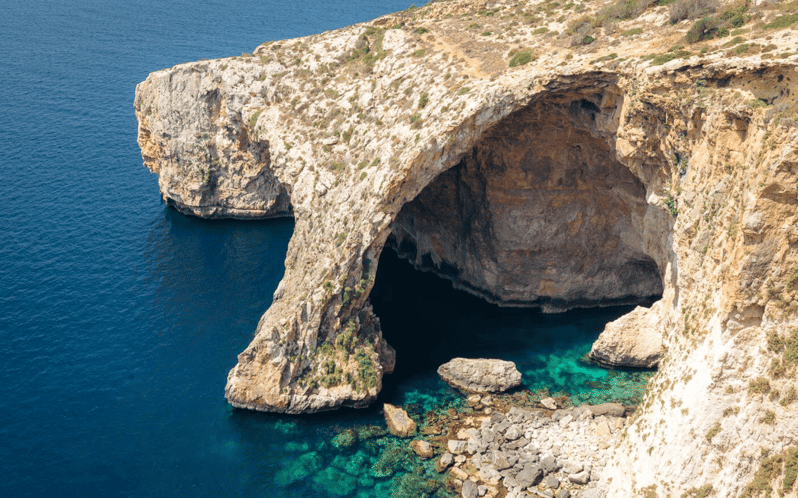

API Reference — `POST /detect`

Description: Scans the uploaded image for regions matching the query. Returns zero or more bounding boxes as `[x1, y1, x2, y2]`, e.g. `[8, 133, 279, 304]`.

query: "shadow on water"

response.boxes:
[370, 247, 657, 408]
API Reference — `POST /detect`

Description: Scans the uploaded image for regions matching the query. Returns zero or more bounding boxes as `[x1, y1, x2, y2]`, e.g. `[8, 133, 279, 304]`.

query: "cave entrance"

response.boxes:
[370, 248, 656, 407]
[391, 93, 663, 311]
[370, 91, 663, 406]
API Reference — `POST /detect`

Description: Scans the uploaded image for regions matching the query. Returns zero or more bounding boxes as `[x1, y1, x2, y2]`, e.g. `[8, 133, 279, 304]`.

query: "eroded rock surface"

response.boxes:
[135, 0, 798, 494]
[438, 358, 523, 393]
[589, 304, 664, 368]
[384, 403, 417, 438]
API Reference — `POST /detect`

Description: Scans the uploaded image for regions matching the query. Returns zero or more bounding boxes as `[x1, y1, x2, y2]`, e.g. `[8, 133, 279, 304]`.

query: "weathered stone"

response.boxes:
[437, 358, 522, 394]
[541, 455, 558, 474]
[448, 439, 469, 454]
[462, 479, 478, 498]
[543, 475, 560, 489]
[587, 403, 625, 418]
[579, 488, 605, 498]
[555, 490, 571, 498]
[383, 403, 417, 437]
[411, 440, 433, 459]
[562, 461, 583, 475]
[568, 470, 591, 485]
[450, 467, 469, 481]
[589, 305, 663, 368]
[515, 464, 544, 488]
[505, 426, 523, 441]
[437, 453, 454, 473]
[540, 398, 558, 410]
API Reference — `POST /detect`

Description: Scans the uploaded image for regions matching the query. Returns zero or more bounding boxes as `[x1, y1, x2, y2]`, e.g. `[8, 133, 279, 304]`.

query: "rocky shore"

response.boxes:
[423, 397, 627, 498]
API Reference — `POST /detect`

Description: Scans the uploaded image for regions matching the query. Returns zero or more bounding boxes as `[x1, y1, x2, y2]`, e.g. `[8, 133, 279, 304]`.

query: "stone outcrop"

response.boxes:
[383, 403, 417, 438]
[135, 0, 798, 494]
[588, 304, 664, 368]
[438, 358, 523, 393]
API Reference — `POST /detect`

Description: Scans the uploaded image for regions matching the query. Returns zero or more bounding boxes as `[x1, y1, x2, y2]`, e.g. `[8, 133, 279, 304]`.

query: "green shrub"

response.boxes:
[705, 422, 721, 442]
[670, 0, 718, 24]
[621, 27, 643, 36]
[598, 0, 657, 24]
[651, 53, 680, 65]
[764, 13, 798, 30]
[686, 17, 720, 43]
[759, 410, 776, 424]
[749, 377, 771, 395]
[418, 92, 429, 109]
[249, 109, 264, 129]
[410, 49, 426, 58]
[509, 49, 535, 67]
[723, 35, 745, 46]
[682, 485, 713, 498]
[784, 448, 798, 494]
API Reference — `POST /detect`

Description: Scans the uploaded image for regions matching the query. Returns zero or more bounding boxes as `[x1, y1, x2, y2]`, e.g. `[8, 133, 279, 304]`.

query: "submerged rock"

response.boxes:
[312, 466, 358, 497]
[274, 451, 323, 487]
[411, 440, 434, 459]
[437, 358, 522, 394]
[384, 403, 417, 437]
[331, 428, 358, 452]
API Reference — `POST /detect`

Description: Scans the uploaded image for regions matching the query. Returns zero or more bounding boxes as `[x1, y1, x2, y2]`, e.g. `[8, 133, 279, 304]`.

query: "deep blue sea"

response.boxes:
[0, 1, 653, 496]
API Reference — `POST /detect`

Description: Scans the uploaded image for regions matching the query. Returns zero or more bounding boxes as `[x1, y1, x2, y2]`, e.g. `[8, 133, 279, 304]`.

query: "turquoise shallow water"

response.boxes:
[0, 0, 654, 495]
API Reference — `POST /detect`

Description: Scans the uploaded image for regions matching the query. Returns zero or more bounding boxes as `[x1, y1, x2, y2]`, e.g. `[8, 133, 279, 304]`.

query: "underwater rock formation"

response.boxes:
[135, 0, 798, 494]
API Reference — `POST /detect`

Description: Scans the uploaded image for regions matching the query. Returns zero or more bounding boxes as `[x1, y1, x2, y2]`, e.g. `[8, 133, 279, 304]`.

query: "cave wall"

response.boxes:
[391, 96, 663, 311]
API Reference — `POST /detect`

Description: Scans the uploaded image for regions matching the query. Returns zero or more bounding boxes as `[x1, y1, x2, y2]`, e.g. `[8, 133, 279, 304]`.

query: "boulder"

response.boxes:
[515, 464, 543, 488]
[588, 403, 625, 418]
[540, 397, 558, 410]
[544, 475, 561, 489]
[437, 453, 454, 472]
[448, 439, 468, 454]
[541, 455, 559, 474]
[437, 358, 522, 393]
[462, 479, 478, 498]
[384, 403, 417, 437]
[568, 470, 591, 485]
[588, 305, 663, 368]
[411, 440, 434, 459]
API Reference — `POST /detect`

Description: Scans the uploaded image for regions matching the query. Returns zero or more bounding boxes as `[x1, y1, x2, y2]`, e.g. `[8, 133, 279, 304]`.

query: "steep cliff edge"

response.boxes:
[135, 0, 798, 494]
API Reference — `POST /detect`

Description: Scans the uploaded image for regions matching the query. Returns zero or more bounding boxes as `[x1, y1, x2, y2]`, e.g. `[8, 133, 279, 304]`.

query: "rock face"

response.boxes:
[390, 96, 663, 311]
[437, 358, 522, 393]
[383, 403, 417, 437]
[135, 0, 798, 494]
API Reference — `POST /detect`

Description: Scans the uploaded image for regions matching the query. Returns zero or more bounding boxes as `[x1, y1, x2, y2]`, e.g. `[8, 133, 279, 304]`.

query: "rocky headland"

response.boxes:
[135, 0, 798, 495]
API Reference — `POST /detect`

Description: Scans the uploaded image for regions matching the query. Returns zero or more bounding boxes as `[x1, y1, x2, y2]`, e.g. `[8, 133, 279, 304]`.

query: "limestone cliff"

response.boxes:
[135, 0, 798, 495]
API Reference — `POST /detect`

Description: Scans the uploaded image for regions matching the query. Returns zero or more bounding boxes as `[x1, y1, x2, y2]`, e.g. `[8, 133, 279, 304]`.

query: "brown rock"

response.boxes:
[411, 439, 434, 459]
[383, 403, 417, 437]
[437, 358, 522, 393]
